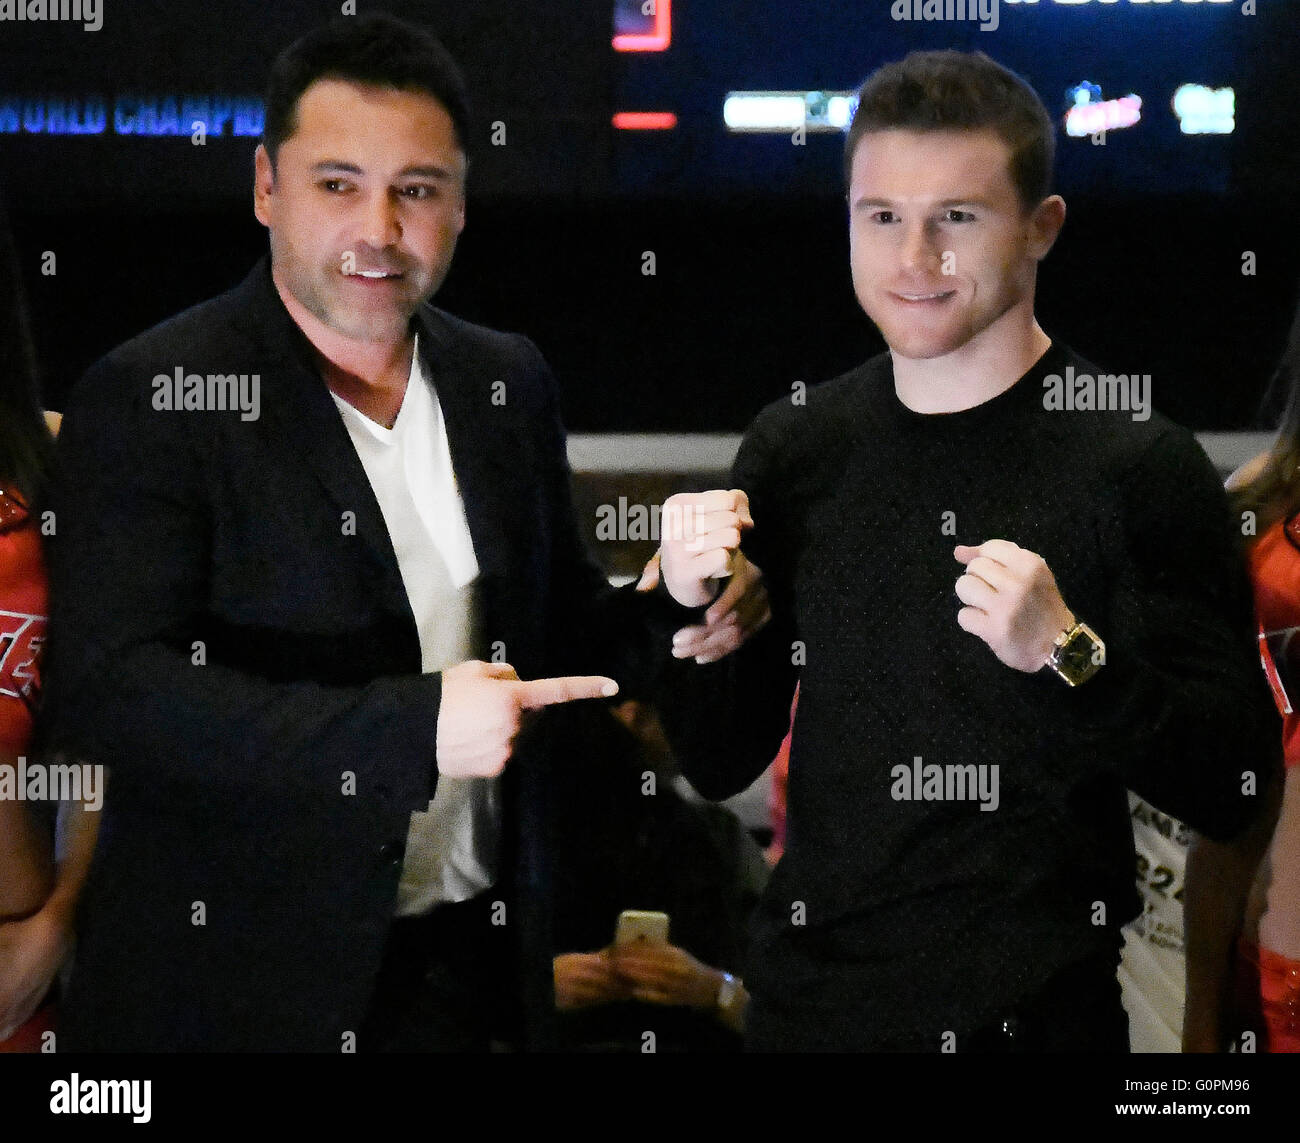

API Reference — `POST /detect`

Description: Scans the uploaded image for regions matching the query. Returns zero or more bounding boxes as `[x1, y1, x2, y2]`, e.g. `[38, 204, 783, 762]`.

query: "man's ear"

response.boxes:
[1027, 194, 1066, 261]
[253, 144, 274, 227]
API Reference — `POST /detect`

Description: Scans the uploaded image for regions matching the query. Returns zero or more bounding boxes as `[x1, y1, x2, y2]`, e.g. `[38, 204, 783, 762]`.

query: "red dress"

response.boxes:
[0, 486, 54, 1053]
[1252, 515, 1300, 773]
[1246, 516, 1300, 1052]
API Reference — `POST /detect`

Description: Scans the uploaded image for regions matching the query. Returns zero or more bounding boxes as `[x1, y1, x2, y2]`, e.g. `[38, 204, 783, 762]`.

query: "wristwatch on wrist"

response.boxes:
[1045, 619, 1105, 687]
[716, 972, 740, 1011]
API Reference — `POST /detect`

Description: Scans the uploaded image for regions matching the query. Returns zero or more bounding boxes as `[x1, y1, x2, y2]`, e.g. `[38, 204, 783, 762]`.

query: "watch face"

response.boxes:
[1060, 632, 1095, 675]
[1056, 624, 1103, 683]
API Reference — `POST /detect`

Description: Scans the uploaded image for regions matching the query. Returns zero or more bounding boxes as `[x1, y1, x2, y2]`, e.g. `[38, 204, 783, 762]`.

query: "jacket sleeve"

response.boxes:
[40, 354, 441, 818]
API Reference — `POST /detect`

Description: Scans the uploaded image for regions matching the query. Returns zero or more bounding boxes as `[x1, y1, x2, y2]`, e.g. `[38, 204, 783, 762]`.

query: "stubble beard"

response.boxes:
[273, 235, 427, 345]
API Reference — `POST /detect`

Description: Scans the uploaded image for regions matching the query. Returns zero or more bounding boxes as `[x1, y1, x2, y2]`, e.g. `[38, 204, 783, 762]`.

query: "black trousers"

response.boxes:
[747, 947, 1129, 1053]
[962, 949, 1129, 1053]
[359, 889, 513, 1052]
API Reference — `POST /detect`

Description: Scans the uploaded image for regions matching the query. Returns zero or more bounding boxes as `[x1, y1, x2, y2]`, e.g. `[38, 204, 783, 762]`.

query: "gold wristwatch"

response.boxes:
[1045, 619, 1105, 687]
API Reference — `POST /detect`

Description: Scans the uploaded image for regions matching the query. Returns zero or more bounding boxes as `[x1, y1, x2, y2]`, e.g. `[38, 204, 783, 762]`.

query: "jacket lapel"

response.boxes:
[231, 260, 411, 621]
[413, 307, 530, 661]
[228, 258, 533, 663]
[412, 309, 515, 578]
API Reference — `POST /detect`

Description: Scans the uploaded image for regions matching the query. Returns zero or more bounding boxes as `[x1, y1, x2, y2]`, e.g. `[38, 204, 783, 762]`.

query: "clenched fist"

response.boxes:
[658, 489, 754, 608]
[954, 540, 1076, 673]
[436, 660, 618, 778]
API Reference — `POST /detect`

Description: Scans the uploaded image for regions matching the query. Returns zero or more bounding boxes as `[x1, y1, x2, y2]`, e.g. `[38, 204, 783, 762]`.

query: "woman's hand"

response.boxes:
[0, 903, 72, 1040]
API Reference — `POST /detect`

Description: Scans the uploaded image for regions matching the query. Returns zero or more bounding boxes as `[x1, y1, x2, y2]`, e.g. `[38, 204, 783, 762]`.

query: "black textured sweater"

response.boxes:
[659, 341, 1280, 1050]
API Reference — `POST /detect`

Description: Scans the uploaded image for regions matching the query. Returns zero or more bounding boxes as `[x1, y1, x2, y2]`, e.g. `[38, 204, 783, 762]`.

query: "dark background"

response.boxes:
[1, 0, 1297, 431]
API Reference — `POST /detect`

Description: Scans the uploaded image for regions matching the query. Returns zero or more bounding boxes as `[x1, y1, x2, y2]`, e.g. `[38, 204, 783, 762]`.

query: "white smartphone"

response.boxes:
[614, 909, 670, 947]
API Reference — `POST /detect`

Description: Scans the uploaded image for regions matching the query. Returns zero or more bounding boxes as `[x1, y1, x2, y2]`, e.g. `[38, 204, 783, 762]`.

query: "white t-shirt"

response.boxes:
[330, 335, 500, 915]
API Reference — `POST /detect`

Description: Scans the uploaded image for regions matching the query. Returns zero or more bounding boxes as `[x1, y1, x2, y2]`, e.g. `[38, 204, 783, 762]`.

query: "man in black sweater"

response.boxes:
[654, 50, 1280, 1051]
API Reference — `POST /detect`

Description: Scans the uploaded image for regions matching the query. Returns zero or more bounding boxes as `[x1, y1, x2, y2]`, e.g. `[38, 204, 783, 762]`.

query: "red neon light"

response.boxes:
[612, 111, 678, 130]
[613, 0, 671, 52]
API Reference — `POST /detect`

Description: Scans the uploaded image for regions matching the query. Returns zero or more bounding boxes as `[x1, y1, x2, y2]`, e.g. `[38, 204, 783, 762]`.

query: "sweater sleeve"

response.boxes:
[515, 334, 695, 698]
[655, 403, 801, 801]
[1016, 427, 1282, 841]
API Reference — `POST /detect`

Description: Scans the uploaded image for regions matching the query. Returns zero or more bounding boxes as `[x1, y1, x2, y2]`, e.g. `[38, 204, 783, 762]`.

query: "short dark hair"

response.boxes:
[262, 13, 471, 165]
[844, 50, 1055, 211]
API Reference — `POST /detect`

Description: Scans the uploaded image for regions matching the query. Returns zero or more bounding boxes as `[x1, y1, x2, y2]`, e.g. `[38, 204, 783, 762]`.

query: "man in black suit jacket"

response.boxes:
[42, 15, 755, 1052]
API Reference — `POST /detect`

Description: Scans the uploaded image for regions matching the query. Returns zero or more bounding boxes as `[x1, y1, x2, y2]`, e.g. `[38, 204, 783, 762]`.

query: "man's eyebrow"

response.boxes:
[310, 161, 458, 180]
[849, 195, 992, 208]
[400, 165, 458, 180]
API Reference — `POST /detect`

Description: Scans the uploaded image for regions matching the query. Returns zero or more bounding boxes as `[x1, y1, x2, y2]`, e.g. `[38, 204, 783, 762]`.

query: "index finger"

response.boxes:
[516, 675, 620, 709]
[955, 538, 1021, 568]
[675, 487, 747, 509]
[668, 489, 752, 525]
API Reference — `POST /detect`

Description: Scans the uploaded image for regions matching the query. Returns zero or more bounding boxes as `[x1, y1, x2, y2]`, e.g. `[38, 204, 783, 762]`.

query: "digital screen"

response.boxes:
[612, 0, 1256, 197]
[0, 0, 614, 209]
[0, 0, 1277, 211]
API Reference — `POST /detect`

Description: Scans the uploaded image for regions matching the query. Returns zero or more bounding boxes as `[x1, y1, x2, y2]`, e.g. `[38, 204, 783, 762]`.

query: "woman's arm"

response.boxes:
[0, 794, 101, 1039]
[0, 777, 53, 920]
[1257, 763, 1300, 958]
[1182, 771, 1280, 1052]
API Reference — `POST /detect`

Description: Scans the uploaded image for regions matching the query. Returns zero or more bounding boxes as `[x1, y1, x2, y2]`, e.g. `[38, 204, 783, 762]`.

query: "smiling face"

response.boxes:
[253, 78, 467, 350]
[847, 128, 1061, 364]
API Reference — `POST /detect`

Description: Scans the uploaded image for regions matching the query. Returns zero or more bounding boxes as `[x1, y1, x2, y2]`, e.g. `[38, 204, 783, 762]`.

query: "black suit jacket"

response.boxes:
[43, 259, 683, 1051]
